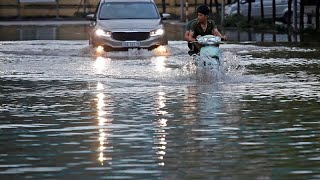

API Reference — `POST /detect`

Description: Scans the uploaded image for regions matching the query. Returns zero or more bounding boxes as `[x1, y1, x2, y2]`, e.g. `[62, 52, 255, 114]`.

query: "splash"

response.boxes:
[222, 51, 247, 82]
[182, 51, 247, 83]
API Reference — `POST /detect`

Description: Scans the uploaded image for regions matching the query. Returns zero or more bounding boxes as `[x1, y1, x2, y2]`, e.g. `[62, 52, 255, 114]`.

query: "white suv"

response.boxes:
[87, 0, 170, 51]
[225, 0, 300, 23]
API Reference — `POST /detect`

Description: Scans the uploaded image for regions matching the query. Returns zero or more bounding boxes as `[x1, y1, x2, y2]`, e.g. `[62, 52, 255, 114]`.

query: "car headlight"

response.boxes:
[95, 29, 111, 37]
[150, 28, 165, 37]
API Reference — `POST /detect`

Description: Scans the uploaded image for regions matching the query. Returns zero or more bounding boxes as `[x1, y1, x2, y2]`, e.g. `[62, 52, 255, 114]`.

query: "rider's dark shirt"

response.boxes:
[190, 20, 216, 38]
[186, 19, 215, 31]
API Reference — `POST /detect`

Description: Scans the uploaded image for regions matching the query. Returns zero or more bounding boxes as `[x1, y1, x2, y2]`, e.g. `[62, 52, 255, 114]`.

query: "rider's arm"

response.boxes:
[188, 31, 196, 42]
[188, 22, 198, 42]
[184, 31, 190, 41]
[185, 20, 194, 42]
[213, 28, 226, 40]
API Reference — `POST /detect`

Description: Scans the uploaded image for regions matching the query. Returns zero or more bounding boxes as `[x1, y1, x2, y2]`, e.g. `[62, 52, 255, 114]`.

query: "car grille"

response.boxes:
[112, 32, 150, 41]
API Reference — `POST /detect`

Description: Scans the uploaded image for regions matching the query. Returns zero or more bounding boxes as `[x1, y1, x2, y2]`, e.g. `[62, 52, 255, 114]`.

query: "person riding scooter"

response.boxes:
[185, 18, 215, 56]
[188, 5, 227, 55]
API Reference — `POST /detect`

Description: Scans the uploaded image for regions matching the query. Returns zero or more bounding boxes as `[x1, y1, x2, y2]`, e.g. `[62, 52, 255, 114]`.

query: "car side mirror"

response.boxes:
[161, 13, 171, 20]
[86, 14, 95, 20]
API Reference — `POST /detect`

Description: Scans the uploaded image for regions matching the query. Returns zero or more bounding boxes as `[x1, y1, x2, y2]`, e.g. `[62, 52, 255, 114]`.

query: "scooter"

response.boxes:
[191, 35, 222, 70]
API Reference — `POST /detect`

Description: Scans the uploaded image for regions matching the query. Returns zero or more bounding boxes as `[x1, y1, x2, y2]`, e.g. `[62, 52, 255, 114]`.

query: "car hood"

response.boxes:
[96, 19, 162, 31]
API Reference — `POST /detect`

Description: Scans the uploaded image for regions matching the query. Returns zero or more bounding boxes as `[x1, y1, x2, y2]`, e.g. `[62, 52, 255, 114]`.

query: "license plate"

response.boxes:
[122, 41, 140, 47]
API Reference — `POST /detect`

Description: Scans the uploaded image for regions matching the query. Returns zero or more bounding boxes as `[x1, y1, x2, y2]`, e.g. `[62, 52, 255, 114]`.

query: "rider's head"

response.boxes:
[196, 5, 209, 22]
[197, 5, 209, 16]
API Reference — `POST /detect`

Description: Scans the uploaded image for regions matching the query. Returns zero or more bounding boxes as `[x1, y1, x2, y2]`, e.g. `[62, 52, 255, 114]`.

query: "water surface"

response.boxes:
[0, 28, 320, 179]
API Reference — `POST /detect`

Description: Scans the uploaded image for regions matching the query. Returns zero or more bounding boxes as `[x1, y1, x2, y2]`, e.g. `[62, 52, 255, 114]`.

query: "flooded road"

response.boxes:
[1, 27, 320, 179]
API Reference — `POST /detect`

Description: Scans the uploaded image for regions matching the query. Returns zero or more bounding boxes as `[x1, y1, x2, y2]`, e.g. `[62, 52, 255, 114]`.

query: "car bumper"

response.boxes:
[91, 34, 168, 49]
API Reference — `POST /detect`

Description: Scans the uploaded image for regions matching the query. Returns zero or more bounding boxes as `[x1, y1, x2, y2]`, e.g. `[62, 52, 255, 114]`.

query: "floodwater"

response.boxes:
[1, 22, 320, 179]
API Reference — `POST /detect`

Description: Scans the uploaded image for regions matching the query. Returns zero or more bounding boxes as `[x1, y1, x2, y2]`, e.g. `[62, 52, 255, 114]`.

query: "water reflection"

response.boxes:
[1, 36, 320, 179]
[227, 29, 300, 42]
[153, 56, 167, 72]
[94, 55, 113, 165]
[154, 90, 168, 166]
[18, 26, 57, 40]
[96, 82, 113, 165]
[0, 24, 89, 41]
[93, 56, 111, 74]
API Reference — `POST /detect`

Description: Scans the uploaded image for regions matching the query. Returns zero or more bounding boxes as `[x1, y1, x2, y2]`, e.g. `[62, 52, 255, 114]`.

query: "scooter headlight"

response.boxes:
[150, 28, 165, 37]
[95, 29, 111, 37]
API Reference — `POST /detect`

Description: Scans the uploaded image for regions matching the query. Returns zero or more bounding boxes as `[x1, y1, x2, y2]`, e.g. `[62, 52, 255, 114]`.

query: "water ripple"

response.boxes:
[1, 40, 320, 179]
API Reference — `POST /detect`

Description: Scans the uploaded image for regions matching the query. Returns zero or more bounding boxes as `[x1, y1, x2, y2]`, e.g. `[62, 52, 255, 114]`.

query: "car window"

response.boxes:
[99, 2, 159, 19]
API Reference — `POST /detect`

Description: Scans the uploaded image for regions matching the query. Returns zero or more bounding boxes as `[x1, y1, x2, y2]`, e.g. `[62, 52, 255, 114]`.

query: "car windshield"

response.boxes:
[99, 2, 159, 19]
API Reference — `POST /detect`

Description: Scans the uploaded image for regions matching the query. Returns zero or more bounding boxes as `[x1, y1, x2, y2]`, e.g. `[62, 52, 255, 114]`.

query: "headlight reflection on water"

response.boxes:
[153, 56, 167, 72]
[96, 82, 113, 165]
[154, 90, 168, 166]
[96, 46, 104, 54]
[153, 45, 169, 56]
[93, 56, 111, 74]
[96, 82, 104, 91]
[93, 46, 107, 58]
